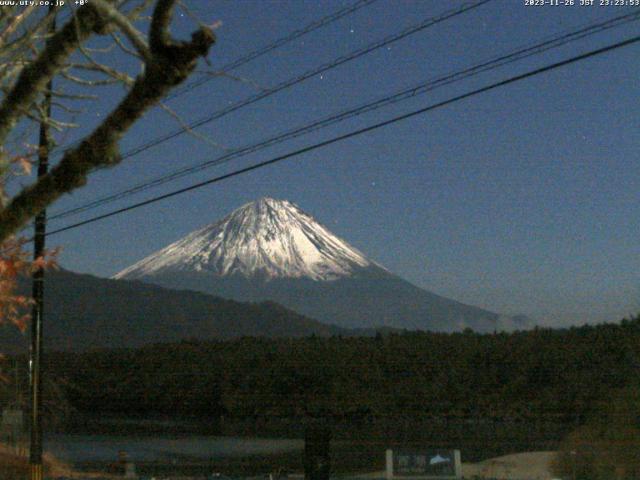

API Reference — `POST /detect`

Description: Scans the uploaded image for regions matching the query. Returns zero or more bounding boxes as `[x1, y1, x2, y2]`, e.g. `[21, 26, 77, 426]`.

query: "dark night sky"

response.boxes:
[30, 0, 640, 327]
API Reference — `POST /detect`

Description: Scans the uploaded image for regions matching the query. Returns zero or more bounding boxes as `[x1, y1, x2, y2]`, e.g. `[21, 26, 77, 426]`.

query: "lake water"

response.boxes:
[45, 434, 304, 464]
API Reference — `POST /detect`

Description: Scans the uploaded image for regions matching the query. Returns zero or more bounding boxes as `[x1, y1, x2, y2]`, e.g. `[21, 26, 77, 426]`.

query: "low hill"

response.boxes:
[40, 317, 640, 459]
[0, 269, 345, 352]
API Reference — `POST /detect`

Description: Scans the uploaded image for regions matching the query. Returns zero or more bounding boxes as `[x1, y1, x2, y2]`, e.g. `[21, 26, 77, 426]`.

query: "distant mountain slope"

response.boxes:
[115, 197, 375, 281]
[133, 267, 524, 332]
[116, 198, 531, 332]
[0, 269, 346, 352]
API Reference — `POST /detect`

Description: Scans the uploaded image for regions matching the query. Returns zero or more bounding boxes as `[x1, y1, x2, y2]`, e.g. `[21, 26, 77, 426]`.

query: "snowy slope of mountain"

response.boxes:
[115, 198, 531, 333]
[116, 198, 376, 282]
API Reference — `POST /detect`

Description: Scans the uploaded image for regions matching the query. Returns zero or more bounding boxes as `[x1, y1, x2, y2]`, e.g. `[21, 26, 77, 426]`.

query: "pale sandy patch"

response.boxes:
[462, 451, 558, 480]
[353, 451, 559, 480]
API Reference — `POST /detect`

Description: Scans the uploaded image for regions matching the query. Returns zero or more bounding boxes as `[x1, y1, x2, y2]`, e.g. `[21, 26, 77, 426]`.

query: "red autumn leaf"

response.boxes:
[0, 236, 60, 339]
[13, 156, 32, 175]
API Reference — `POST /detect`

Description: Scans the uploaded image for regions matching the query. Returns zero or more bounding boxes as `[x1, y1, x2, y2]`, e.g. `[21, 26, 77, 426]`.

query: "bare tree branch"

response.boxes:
[70, 62, 135, 84]
[126, 0, 155, 21]
[158, 101, 229, 151]
[49, 89, 99, 101]
[0, 5, 37, 47]
[51, 101, 83, 115]
[149, 0, 175, 52]
[110, 30, 143, 59]
[60, 70, 125, 87]
[0, 3, 112, 144]
[80, 43, 116, 54]
[0, 0, 215, 242]
[91, 0, 152, 62]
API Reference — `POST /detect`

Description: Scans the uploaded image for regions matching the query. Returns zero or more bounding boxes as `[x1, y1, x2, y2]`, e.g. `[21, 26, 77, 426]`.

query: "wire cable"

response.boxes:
[42, 33, 640, 238]
[47, 0, 379, 155]
[116, 0, 494, 160]
[48, 9, 640, 221]
[165, 0, 380, 101]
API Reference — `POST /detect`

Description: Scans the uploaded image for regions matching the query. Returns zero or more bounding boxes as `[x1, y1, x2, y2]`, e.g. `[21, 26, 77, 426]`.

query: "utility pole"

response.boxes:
[30, 6, 55, 480]
[304, 422, 331, 480]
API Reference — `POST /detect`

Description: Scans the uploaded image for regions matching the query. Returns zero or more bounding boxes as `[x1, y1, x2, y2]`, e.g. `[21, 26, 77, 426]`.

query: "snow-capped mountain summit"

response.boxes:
[115, 198, 532, 333]
[115, 198, 377, 282]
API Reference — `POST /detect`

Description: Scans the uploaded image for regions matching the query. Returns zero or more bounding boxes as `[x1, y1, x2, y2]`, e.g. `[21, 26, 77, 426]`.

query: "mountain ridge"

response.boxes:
[116, 198, 531, 333]
[115, 197, 378, 282]
[0, 269, 349, 353]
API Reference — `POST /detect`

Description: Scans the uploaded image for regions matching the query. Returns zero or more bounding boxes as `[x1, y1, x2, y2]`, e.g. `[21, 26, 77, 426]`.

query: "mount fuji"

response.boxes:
[115, 198, 530, 332]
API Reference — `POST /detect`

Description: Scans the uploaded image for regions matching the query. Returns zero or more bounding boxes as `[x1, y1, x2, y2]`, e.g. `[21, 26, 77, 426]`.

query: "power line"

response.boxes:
[47, 0, 494, 219]
[48, 9, 640, 221]
[48, 0, 379, 155]
[43, 33, 640, 239]
[165, 0, 380, 101]
[116, 0, 494, 160]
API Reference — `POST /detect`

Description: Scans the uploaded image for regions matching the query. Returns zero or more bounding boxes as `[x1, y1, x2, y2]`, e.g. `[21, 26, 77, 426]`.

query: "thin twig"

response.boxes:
[91, 0, 152, 62]
[158, 101, 230, 151]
